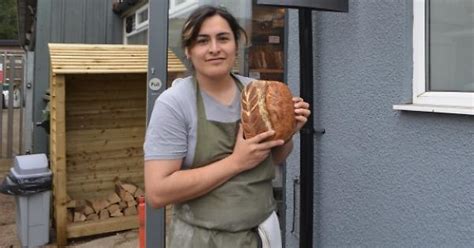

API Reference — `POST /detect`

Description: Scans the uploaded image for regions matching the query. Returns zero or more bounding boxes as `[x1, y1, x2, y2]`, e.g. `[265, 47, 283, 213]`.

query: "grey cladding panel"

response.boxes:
[50, 0, 64, 42]
[106, 0, 123, 44]
[85, 0, 107, 44]
[63, 0, 85, 43]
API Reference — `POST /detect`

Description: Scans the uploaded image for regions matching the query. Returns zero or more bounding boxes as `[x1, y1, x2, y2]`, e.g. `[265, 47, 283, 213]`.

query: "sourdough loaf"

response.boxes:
[241, 80, 295, 142]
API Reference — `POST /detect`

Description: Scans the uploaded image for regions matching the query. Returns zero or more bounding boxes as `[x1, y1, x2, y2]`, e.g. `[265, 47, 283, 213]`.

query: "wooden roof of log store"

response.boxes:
[48, 43, 186, 74]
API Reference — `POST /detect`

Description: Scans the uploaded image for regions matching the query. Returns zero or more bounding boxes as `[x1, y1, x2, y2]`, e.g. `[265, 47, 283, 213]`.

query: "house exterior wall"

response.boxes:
[32, 0, 122, 154]
[285, 1, 473, 247]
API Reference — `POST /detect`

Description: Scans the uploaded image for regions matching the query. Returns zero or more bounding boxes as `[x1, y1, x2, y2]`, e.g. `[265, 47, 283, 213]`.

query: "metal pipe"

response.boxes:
[7, 55, 15, 158]
[0, 51, 5, 157]
[299, 8, 315, 248]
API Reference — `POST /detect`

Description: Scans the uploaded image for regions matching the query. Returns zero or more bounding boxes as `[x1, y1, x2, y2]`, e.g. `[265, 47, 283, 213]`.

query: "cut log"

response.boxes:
[110, 208, 124, 217]
[121, 183, 137, 195]
[124, 206, 137, 216]
[99, 209, 110, 220]
[74, 212, 86, 222]
[107, 192, 121, 205]
[107, 204, 120, 214]
[126, 199, 137, 207]
[88, 199, 111, 213]
[115, 184, 135, 202]
[119, 201, 127, 210]
[124, 191, 135, 202]
[77, 205, 95, 216]
[134, 188, 144, 198]
[86, 213, 99, 221]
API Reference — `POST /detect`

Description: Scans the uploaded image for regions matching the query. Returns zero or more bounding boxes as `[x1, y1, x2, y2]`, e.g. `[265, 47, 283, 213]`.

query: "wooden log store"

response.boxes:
[48, 43, 186, 246]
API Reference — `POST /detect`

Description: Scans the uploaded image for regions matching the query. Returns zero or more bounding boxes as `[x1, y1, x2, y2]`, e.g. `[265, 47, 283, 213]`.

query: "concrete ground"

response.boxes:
[0, 188, 139, 247]
[0, 191, 21, 247]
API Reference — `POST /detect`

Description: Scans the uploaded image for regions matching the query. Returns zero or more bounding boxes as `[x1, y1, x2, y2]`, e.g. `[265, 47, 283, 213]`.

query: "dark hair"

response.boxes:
[181, 5, 248, 50]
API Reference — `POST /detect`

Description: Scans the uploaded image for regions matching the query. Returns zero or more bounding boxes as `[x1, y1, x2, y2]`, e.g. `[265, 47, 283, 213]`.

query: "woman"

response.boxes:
[144, 5, 310, 247]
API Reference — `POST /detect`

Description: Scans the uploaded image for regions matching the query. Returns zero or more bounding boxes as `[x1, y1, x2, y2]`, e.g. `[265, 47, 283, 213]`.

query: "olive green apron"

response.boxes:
[168, 77, 276, 248]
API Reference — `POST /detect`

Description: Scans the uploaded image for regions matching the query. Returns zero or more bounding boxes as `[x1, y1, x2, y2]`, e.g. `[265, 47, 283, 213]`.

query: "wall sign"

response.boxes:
[148, 77, 162, 91]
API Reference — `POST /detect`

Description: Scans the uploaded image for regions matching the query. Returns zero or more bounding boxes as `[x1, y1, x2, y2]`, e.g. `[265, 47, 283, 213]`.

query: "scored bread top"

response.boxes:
[241, 80, 295, 142]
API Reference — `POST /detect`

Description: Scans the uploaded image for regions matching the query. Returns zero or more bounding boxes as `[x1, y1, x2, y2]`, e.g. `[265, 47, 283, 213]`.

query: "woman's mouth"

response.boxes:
[206, 58, 225, 62]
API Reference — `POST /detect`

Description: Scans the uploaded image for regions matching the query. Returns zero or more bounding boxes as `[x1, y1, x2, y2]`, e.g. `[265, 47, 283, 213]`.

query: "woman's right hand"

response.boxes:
[231, 124, 284, 172]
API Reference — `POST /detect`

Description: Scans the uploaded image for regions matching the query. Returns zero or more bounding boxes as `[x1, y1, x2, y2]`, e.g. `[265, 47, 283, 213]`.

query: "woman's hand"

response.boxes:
[293, 97, 311, 134]
[230, 124, 284, 172]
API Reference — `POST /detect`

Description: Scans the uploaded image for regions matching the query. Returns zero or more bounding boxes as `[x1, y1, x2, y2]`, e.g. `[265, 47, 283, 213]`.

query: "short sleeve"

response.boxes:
[144, 97, 188, 161]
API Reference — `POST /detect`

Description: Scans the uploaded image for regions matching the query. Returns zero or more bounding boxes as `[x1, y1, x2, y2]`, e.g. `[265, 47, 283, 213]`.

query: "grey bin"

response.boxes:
[12, 154, 52, 247]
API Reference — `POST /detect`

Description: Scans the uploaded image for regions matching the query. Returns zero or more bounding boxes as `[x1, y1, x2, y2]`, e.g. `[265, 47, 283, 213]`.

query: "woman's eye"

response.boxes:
[219, 36, 230, 41]
[197, 39, 208, 44]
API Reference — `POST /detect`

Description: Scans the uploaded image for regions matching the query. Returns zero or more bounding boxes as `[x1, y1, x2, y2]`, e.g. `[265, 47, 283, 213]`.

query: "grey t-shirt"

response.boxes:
[144, 75, 253, 168]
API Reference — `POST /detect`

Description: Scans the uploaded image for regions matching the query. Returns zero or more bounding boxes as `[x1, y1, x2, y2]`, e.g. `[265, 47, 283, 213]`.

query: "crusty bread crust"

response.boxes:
[241, 80, 295, 142]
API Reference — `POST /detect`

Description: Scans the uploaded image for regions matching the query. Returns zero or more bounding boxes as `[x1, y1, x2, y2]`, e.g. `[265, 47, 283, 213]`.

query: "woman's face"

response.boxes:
[185, 15, 237, 80]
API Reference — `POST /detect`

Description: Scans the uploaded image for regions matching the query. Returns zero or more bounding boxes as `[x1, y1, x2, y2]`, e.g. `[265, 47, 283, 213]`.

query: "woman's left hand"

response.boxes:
[293, 97, 311, 134]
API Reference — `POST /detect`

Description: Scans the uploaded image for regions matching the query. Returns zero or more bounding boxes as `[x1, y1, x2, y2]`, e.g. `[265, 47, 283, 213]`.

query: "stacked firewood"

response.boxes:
[66, 181, 144, 223]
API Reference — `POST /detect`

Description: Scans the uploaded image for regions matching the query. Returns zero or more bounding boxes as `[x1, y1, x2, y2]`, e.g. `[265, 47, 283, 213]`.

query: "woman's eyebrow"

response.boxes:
[197, 32, 231, 37]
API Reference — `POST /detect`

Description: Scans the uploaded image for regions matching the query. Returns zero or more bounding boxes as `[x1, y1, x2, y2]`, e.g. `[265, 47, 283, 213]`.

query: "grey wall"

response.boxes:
[285, 0, 473, 247]
[33, 0, 122, 154]
[284, 9, 301, 248]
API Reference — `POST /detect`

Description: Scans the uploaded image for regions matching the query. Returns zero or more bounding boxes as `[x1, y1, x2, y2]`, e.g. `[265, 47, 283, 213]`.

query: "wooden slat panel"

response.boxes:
[54, 69, 148, 74]
[66, 146, 143, 162]
[67, 117, 145, 131]
[67, 167, 143, 183]
[66, 127, 145, 142]
[67, 156, 143, 174]
[66, 138, 143, 153]
[67, 216, 139, 239]
[48, 43, 186, 73]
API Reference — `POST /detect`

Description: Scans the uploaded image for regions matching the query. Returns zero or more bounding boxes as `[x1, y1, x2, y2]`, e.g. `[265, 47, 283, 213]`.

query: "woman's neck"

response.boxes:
[195, 73, 234, 94]
[195, 73, 236, 105]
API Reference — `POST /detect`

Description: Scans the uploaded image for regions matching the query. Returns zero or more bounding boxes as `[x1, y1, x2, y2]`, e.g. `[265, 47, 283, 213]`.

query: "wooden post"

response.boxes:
[51, 74, 67, 247]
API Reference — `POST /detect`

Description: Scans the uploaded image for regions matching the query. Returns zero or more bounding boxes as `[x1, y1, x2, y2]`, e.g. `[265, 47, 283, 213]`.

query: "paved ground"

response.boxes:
[0, 189, 139, 247]
[0, 189, 21, 247]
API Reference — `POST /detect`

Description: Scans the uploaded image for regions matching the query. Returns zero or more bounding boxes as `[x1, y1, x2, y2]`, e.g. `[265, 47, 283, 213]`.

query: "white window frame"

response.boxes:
[169, 0, 199, 18]
[394, 0, 474, 115]
[123, 4, 149, 44]
[135, 4, 149, 31]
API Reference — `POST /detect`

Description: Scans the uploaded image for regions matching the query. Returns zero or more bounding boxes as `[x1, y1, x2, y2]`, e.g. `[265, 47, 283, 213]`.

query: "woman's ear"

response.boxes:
[184, 48, 190, 60]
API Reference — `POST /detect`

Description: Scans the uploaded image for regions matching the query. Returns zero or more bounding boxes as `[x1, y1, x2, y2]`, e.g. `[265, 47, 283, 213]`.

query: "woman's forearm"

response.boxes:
[145, 155, 243, 208]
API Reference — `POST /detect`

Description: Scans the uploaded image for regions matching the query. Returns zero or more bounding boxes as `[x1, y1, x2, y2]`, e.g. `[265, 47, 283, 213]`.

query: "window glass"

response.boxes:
[138, 8, 148, 24]
[429, 0, 474, 92]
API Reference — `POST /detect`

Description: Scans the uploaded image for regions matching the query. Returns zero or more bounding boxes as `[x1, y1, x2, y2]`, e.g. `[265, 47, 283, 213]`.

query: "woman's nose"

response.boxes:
[208, 39, 220, 54]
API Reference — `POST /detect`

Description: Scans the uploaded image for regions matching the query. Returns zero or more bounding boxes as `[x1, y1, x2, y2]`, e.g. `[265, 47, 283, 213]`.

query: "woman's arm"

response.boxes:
[145, 156, 241, 208]
[145, 127, 284, 208]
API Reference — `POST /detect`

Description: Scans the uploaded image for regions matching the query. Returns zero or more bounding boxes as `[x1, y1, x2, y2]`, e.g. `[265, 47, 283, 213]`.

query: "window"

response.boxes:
[123, 4, 149, 44]
[169, 0, 199, 18]
[394, 0, 474, 115]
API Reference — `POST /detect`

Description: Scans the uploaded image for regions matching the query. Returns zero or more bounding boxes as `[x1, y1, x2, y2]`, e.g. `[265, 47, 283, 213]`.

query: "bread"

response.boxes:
[241, 80, 296, 142]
